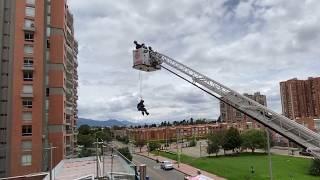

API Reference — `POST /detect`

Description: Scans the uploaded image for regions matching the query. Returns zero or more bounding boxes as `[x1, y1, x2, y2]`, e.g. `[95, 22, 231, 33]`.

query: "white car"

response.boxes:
[160, 160, 174, 170]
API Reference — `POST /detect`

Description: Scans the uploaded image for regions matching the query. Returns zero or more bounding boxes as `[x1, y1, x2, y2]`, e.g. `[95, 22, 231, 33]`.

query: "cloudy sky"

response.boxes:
[68, 0, 320, 123]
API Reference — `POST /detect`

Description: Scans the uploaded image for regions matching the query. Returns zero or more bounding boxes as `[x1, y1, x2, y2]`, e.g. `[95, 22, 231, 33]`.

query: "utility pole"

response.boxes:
[165, 124, 168, 150]
[110, 147, 114, 180]
[266, 129, 273, 180]
[176, 129, 179, 168]
[200, 141, 202, 157]
[45, 143, 56, 180]
[93, 138, 103, 179]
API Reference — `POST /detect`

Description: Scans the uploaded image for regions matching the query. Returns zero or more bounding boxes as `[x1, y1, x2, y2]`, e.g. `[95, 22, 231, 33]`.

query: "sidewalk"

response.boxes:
[137, 151, 225, 180]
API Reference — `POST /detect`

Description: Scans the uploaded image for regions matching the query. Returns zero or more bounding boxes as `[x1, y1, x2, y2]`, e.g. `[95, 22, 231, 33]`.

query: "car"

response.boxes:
[299, 149, 312, 156]
[160, 160, 174, 170]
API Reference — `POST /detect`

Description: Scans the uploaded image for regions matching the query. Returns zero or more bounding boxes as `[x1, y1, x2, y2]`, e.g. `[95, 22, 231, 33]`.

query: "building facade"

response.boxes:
[0, 0, 78, 177]
[280, 77, 320, 131]
[127, 122, 257, 143]
[220, 92, 267, 129]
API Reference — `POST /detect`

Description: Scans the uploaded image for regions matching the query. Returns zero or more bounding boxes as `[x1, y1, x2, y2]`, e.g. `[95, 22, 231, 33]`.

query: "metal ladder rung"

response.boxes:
[285, 127, 296, 132]
[306, 138, 315, 142]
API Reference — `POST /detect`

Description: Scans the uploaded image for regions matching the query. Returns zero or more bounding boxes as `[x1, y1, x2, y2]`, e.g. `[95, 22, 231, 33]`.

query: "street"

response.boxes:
[132, 154, 186, 180]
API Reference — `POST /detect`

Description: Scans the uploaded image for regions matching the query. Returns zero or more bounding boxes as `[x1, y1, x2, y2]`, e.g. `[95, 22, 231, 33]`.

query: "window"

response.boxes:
[24, 32, 34, 42]
[24, 19, 35, 29]
[25, 7, 35, 17]
[22, 99, 32, 109]
[22, 125, 32, 136]
[26, 0, 35, 5]
[46, 88, 49, 97]
[46, 27, 50, 36]
[22, 112, 32, 121]
[22, 141, 32, 151]
[45, 99, 49, 110]
[23, 71, 33, 81]
[46, 39, 50, 48]
[47, 5, 51, 14]
[24, 45, 33, 54]
[24, 58, 33, 67]
[22, 85, 33, 94]
[236, 111, 242, 118]
[21, 154, 32, 166]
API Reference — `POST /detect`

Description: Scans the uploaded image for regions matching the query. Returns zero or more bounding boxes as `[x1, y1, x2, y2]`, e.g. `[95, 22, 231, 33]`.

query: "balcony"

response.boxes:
[66, 129, 73, 135]
[21, 66, 34, 71]
[65, 107, 73, 115]
[23, 25, 35, 32]
[21, 92, 33, 98]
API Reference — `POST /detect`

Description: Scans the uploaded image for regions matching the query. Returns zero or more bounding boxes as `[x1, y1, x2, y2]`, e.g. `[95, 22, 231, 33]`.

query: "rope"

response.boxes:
[139, 71, 142, 99]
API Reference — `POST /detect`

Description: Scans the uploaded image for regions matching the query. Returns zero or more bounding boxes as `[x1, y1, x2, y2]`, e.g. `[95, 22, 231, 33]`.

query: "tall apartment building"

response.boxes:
[280, 77, 320, 130]
[0, 0, 78, 177]
[280, 77, 320, 119]
[220, 92, 267, 129]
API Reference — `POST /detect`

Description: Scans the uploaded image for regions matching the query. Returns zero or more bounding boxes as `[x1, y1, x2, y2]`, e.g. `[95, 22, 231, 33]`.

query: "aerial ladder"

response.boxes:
[132, 45, 320, 158]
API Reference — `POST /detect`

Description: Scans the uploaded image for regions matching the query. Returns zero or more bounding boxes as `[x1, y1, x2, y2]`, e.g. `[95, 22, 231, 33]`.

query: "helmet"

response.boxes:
[134, 40, 137, 44]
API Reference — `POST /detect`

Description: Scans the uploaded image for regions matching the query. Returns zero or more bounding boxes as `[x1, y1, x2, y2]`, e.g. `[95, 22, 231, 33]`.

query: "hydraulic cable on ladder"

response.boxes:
[132, 45, 320, 158]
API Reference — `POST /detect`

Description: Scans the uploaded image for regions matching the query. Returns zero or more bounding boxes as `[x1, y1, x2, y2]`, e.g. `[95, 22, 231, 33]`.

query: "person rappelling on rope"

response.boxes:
[137, 99, 149, 116]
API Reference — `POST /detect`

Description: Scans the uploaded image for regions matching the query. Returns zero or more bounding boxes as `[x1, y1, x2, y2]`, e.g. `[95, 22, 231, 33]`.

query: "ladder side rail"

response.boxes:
[241, 108, 320, 148]
[150, 51, 320, 150]
[155, 53, 232, 95]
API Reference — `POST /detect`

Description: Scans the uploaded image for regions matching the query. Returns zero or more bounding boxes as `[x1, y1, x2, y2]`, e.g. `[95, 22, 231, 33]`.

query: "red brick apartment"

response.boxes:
[127, 122, 259, 142]
[280, 77, 320, 131]
[0, 0, 78, 177]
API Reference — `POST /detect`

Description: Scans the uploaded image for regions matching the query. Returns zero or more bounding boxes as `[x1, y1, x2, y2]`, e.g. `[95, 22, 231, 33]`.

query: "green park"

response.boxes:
[157, 151, 318, 180]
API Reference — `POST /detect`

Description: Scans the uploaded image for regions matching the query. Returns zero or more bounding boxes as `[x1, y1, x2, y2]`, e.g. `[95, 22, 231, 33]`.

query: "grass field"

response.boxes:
[157, 151, 318, 180]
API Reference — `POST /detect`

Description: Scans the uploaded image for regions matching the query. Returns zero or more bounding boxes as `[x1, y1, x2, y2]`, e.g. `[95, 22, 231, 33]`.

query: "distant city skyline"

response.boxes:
[69, 0, 320, 122]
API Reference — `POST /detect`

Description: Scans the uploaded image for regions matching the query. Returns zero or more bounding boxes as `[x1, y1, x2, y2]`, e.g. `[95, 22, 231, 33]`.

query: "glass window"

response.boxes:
[26, 0, 35, 5]
[24, 32, 34, 42]
[23, 71, 33, 81]
[24, 19, 35, 29]
[22, 112, 32, 121]
[22, 85, 33, 94]
[46, 27, 51, 36]
[22, 125, 32, 136]
[22, 141, 32, 151]
[22, 99, 32, 109]
[47, 5, 51, 14]
[21, 154, 32, 166]
[24, 45, 33, 54]
[25, 7, 35, 17]
[24, 58, 33, 67]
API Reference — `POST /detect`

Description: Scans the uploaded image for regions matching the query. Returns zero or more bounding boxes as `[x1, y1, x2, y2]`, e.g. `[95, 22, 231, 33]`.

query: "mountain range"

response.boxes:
[77, 118, 140, 127]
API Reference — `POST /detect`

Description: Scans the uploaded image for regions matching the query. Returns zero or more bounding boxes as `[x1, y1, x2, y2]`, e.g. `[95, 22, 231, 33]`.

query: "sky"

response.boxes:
[68, 0, 320, 123]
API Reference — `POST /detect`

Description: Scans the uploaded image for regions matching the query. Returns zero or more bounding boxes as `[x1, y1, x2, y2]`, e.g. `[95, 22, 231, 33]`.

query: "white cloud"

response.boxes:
[69, 0, 320, 122]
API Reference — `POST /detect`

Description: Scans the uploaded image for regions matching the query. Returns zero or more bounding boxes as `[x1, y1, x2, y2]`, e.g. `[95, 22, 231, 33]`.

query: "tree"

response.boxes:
[309, 159, 320, 176]
[77, 134, 94, 148]
[190, 118, 194, 125]
[95, 130, 112, 142]
[241, 129, 267, 153]
[118, 147, 132, 161]
[207, 133, 222, 156]
[79, 147, 93, 158]
[149, 141, 161, 151]
[222, 127, 242, 153]
[78, 124, 90, 135]
[134, 139, 146, 152]
[189, 137, 196, 147]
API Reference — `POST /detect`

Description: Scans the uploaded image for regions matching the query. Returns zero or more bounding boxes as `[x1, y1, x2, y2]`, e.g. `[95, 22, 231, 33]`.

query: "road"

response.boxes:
[133, 154, 186, 180]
